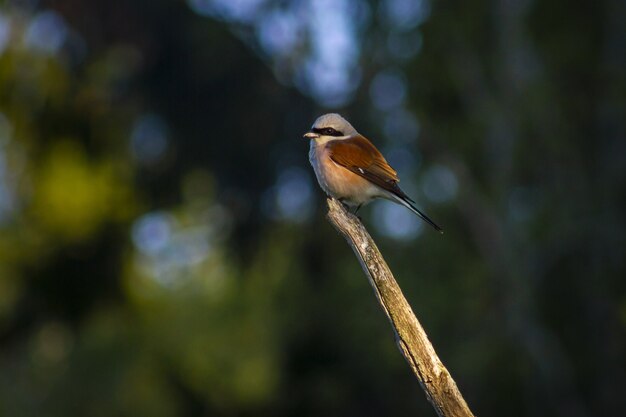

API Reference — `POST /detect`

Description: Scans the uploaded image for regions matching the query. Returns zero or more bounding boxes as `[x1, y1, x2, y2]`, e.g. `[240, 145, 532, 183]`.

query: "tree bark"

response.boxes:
[326, 198, 475, 417]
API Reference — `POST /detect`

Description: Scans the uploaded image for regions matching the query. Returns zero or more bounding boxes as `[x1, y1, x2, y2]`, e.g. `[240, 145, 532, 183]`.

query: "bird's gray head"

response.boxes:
[303, 113, 357, 140]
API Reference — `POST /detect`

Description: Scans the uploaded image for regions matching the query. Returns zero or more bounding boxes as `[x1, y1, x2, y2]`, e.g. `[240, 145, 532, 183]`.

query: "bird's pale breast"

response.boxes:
[309, 140, 381, 206]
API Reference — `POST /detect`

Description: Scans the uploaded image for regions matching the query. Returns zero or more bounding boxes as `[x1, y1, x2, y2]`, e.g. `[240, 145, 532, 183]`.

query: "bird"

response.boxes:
[304, 113, 443, 233]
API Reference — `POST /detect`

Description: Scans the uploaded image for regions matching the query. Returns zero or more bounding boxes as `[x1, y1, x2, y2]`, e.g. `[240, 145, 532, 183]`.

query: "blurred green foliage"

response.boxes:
[0, 0, 624, 416]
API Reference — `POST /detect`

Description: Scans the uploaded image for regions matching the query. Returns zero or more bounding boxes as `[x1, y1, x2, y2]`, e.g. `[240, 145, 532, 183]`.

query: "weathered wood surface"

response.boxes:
[326, 198, 475, 417]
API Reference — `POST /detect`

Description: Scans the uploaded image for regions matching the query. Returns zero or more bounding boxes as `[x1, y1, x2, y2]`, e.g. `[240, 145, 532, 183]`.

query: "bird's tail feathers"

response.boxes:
[390, 194, 443, 234]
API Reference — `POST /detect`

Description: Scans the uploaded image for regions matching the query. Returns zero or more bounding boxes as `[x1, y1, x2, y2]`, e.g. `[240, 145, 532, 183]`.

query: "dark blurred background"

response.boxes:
[0, 0, 624, 416]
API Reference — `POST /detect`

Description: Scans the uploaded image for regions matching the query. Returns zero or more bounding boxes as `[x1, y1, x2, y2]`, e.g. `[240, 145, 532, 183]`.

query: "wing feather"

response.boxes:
[326, 135, 443, 232]
[326, 135, 401, 193]
[326, 135, 397, 181]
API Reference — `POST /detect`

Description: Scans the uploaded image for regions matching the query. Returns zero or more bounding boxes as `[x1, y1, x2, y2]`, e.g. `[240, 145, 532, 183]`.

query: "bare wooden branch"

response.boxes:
[326, 198, 475, 417]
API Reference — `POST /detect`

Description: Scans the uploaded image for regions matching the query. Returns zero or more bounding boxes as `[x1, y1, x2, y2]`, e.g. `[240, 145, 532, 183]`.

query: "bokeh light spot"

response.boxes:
[383, 108, 420, 143]
[130, 114, 169, 166]
[373, 201, 422, 240]
[422, 164, 458, 203]
[302, 0, 361, 107]
[384, 145, 419, 175]
[370, 69, 407, 111]
[24, 11, 67, 54]
[383, 0, 431, 31]
[275, 167, 313, 223]
[187, 0, 366, 108]
[257, 10, 300, 57]
[0, 12, 11, 55]
[187, 0, 268, 22]
[132, 211, 175, 256]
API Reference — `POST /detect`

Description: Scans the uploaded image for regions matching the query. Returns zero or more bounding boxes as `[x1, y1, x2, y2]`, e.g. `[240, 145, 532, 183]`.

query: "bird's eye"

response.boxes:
[311, 127, 343, 136]
[323, 128, 342, 136]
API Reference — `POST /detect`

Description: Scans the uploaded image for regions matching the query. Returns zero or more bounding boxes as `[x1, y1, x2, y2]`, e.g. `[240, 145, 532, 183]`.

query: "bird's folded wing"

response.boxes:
[326, 135, 402, 193]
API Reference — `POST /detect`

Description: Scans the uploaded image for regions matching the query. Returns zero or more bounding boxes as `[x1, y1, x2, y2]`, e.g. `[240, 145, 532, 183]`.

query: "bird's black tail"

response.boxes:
[390, 194, 443, 234]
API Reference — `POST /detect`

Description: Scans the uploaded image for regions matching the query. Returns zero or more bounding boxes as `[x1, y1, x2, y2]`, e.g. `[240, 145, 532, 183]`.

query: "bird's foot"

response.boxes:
[335, 198, 363, 221]
[337, 198, 351, 211]
[345, 204, 362, 221]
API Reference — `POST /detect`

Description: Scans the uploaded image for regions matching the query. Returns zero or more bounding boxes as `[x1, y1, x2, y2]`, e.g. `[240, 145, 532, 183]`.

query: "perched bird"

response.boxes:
[304, 113, 443, 233]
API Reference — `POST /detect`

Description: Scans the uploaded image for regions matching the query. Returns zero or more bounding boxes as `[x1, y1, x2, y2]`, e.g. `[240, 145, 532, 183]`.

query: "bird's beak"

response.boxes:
[303, 131, 319, 139]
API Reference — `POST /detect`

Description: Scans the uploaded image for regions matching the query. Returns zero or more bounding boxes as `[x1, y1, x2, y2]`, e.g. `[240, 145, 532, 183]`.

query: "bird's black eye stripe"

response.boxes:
[312, 127, 343, 137]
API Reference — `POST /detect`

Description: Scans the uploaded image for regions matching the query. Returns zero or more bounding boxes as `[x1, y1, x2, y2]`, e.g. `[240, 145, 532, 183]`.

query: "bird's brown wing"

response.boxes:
[328, 135, 443, 232]
[326, 135, 402, 194]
